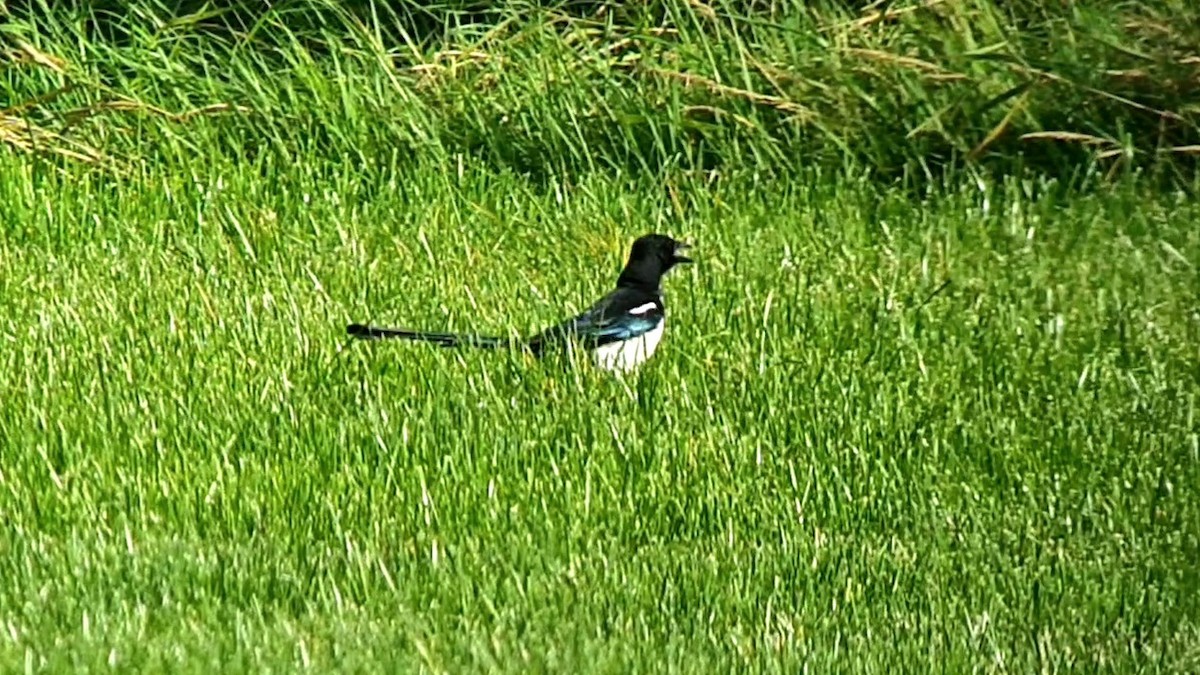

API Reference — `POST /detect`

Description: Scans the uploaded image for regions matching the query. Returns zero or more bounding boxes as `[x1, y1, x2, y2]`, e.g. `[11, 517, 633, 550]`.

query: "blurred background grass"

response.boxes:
[3, 0, 1199, 186]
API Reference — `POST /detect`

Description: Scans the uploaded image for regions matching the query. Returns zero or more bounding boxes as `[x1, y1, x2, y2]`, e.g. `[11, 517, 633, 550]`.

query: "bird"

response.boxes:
[347, 233, 693, 373]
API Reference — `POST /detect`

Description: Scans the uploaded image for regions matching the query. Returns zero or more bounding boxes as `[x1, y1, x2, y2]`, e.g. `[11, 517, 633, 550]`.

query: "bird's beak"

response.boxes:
[672, 241, 694, 264]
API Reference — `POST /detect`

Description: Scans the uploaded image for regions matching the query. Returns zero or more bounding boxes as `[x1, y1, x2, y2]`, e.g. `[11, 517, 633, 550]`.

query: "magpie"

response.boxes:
[347, 233, 692, 372]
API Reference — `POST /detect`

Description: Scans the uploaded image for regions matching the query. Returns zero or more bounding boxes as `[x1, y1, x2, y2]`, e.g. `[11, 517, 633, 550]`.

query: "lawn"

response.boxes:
[1, 1, 1199, 672]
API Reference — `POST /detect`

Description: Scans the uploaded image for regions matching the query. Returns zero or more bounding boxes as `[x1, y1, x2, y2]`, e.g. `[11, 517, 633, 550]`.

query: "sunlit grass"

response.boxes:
[1, 0, 1199, 671]
[1, 157, 1197, 671]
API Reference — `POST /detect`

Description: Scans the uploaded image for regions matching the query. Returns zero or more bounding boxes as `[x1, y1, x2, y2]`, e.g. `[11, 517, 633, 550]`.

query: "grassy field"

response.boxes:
[2, 1, 1200, 672]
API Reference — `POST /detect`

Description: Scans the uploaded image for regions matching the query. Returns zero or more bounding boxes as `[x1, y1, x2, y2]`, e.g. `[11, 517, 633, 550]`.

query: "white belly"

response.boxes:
[592, 322, 664, 373]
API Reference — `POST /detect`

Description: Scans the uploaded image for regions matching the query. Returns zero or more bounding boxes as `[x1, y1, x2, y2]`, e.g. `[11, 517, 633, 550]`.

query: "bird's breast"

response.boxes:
[592, 321, 664, 373]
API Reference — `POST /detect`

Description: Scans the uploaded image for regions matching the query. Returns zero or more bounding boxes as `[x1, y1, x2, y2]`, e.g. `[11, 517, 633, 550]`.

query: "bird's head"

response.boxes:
[632, 233, 692, 270]
[618, 233, 693, 290]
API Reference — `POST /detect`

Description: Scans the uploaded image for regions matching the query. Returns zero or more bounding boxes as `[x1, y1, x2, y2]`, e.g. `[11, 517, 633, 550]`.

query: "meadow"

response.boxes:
[1, 1, 1199, 672]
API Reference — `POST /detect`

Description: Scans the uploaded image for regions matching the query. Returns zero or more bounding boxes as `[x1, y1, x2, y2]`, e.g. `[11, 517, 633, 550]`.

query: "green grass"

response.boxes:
[2, 162, 1198, 671]
[4, 0, 1199, 180]
[2, 1, 1200, 672]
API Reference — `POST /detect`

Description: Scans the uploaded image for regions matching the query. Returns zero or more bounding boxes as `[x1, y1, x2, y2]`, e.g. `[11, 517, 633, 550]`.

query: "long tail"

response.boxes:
[346, 323, 513, 349]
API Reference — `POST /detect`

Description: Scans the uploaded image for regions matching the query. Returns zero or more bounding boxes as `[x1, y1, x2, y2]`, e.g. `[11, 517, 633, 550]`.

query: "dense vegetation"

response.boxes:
[2, 1, 1198, 672]
[5, 0, 1200, 180]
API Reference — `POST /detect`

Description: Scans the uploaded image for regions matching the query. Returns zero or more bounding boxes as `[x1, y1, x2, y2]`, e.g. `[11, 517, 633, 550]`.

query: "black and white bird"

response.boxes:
[347, 233, 692, 372]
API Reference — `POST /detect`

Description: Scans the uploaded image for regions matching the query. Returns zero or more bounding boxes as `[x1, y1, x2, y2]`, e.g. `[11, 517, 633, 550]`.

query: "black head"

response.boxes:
[616, 233, 693, 291]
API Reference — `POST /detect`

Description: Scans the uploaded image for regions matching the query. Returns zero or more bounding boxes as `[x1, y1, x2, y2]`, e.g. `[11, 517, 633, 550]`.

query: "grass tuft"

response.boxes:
[3, 0, 1199, 181]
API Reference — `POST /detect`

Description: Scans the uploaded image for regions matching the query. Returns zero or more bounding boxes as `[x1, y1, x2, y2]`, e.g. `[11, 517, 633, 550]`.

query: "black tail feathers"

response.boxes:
[346, 323, 512, 349]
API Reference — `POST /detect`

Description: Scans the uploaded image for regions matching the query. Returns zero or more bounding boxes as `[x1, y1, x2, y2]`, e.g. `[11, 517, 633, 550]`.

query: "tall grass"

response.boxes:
[3, 0, 1199, 182]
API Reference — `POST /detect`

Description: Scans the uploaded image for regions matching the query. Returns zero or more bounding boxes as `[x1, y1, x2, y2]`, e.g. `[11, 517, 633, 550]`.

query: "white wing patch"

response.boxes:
[593, 321, 664, 373]
[628, 302, 658, 315]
